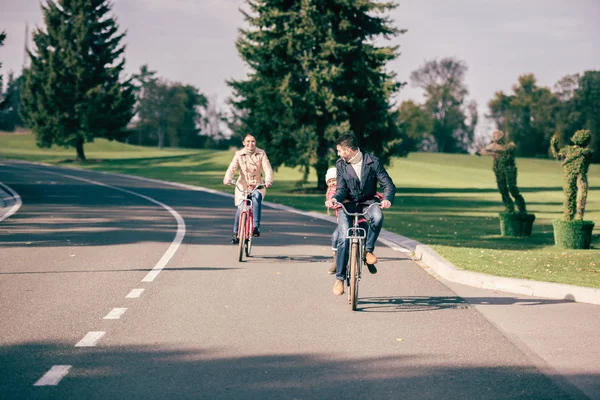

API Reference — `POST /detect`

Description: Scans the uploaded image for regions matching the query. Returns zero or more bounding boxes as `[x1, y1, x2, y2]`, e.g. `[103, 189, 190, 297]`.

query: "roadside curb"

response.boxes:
[4, 160, 599, 305]
[0, 181, 22, 222]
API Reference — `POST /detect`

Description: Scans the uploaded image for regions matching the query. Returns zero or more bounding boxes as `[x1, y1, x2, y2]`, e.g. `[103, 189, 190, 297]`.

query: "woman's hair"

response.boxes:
[242, 133, 255, 142]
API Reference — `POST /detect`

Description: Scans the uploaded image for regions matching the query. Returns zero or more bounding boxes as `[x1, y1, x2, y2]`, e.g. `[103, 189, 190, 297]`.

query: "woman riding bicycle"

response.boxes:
[223, 134, 273, 244]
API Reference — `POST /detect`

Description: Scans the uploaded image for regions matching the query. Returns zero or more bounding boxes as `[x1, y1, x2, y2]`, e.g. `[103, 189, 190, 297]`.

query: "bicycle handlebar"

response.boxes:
[230, 179, 266, 195]
[334, 201, 381, 217]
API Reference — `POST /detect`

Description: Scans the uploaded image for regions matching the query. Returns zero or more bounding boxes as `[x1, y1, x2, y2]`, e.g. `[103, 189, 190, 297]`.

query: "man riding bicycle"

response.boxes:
[324, 133, 395, 296]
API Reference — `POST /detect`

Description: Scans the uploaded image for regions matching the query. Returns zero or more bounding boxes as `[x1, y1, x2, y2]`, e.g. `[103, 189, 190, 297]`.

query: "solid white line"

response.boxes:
[75, 331, 105, 347]
[0, 181, 23, 222]
[126, 288, 145, 298]
[103, 308, 127, 319]
[33, 365, 72, 386]
[24, 168, 186, 283]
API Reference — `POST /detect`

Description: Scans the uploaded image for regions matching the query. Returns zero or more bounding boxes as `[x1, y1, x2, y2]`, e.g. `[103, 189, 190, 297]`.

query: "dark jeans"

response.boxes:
[233, 191, 262, 234]
[331, 227, 340, 250]
[335, 205, 383, 280]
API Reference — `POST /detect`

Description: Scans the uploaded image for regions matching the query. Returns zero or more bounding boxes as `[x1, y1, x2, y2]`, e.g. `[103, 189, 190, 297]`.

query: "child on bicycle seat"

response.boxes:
[325, 167, 341, 275]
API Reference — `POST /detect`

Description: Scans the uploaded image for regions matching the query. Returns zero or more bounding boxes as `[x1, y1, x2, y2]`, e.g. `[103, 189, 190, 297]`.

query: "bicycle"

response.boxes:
[231, 180, 265, 262]
[334, 201, 381, 311]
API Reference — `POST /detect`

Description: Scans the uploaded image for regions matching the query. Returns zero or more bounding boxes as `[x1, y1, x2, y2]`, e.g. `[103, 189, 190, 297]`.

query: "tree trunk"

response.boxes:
[76, 137, 86, 161]
[158, 125, 165, 149]
[315, 133, 329, 190]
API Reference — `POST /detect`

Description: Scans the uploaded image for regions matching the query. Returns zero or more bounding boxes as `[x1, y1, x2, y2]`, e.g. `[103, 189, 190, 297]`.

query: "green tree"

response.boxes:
[572, 71, 600, 162]
[395, 100, 432, 151]
[0, 30, 6, 111]
[20, 0, 135, 160]
[130, 64, 158, 145]
[488, 74, 558, 158]
[0, 72, 26, 131]
[135, 78, 207, 149]
[409, 57, 478, 153]
[176, 84, 207, 148]
[229, 0, 407, 189]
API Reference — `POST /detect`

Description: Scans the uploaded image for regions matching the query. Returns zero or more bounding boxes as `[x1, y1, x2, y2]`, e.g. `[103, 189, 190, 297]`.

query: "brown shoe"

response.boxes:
[365, 251, 377, 265]
[327, 252, 337, 275]
[333, 279, 344, 295]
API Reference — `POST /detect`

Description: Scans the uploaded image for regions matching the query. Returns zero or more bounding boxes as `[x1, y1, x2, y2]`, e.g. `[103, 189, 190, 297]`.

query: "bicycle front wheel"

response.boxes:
[349, 242, 360, 311]
[238, 213, 247, 262]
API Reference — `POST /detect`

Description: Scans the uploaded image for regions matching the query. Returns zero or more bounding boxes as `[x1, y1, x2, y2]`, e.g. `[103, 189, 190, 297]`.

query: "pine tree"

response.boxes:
[21, 0, 134, 161]
[0, 31, 6, 111]
[229, 0, 407, 189]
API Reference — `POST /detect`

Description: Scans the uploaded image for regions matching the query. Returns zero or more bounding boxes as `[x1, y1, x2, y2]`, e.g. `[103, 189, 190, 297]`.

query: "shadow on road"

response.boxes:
[358, 295, 575, 313]
[0, 340, 592, 400]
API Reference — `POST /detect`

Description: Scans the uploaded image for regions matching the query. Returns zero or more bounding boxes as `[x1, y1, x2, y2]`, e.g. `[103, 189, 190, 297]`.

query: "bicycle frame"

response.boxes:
[335, 202, 381, 310]
[232, 180, 264, 262]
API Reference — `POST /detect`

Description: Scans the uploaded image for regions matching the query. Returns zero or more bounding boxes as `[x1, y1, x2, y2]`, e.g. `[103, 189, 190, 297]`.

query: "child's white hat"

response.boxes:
[325, 167, 337, 182]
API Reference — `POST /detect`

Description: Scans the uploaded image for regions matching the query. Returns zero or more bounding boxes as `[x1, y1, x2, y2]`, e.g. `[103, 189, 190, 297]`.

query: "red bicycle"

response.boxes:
[231, 180, 265, 262]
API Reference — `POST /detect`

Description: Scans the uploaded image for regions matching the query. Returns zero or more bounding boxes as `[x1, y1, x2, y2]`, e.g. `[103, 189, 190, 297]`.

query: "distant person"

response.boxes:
[324, 167, 342, 275]
[223, 134, 273, 244]
[324, 133, 395, 296]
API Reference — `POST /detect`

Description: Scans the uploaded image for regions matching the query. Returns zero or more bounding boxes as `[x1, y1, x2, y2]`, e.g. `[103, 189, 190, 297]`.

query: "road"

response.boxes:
[0, 160, 594, 399]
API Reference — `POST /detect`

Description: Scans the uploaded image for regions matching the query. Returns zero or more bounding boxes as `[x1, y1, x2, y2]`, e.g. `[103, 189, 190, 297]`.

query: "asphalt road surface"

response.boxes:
[0, 160, 593, 399]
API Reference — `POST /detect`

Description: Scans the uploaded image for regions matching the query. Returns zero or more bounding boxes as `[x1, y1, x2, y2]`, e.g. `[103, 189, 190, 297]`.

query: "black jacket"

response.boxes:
[332, 152, 396, 209]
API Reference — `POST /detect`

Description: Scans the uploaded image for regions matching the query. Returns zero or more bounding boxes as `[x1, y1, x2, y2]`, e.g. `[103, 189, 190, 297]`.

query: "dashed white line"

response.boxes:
[75, 331, 105, 347]
[103, 308, 128, 320]
[126, 288, 145, 298]
[33, 365, 72, 386]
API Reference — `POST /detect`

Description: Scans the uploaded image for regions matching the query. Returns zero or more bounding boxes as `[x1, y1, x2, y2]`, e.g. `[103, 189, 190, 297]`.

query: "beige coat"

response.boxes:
[224, 147, 273, 205]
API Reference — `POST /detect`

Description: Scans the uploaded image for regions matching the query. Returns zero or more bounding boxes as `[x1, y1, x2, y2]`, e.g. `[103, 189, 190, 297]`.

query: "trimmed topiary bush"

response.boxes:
[499, 212, 536, 237]
[479, 130, 535, 236]
[550, 130, 595, 249]
[552, 220, 595, 249]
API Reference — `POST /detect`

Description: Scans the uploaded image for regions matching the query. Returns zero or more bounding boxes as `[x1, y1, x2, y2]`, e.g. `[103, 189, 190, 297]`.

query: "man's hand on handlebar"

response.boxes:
[380, 199, 391, 209]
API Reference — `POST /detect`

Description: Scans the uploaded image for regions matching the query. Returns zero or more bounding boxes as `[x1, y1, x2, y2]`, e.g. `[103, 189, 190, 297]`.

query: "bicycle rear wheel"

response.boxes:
[238, 213, 247, 262]
[245, 236, 252, 257]
[349, 242, 360, 311]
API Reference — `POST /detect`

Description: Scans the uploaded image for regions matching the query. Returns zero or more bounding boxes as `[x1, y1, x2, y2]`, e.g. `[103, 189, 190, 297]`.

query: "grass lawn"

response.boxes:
[1, 132, 599, 288]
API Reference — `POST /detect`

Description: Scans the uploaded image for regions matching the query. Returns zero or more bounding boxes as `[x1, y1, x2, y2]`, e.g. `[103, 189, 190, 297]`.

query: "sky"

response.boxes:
[1, 0, 599, 137]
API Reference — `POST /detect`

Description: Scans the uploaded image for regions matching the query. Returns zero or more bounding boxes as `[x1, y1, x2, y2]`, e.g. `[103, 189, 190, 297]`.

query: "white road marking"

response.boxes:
[75, 331, 105, 347]
[25, 168, 186, 283]
[126, 288, 145, 298]
[103, 308, 127, 319]
[0, 181, 23, 222]
[33, 365, 72, 386]
[378, 237, 411, 253]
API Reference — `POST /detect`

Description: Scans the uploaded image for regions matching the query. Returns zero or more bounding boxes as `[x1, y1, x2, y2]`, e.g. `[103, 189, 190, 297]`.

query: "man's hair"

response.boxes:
[335, 133, 358, 150]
